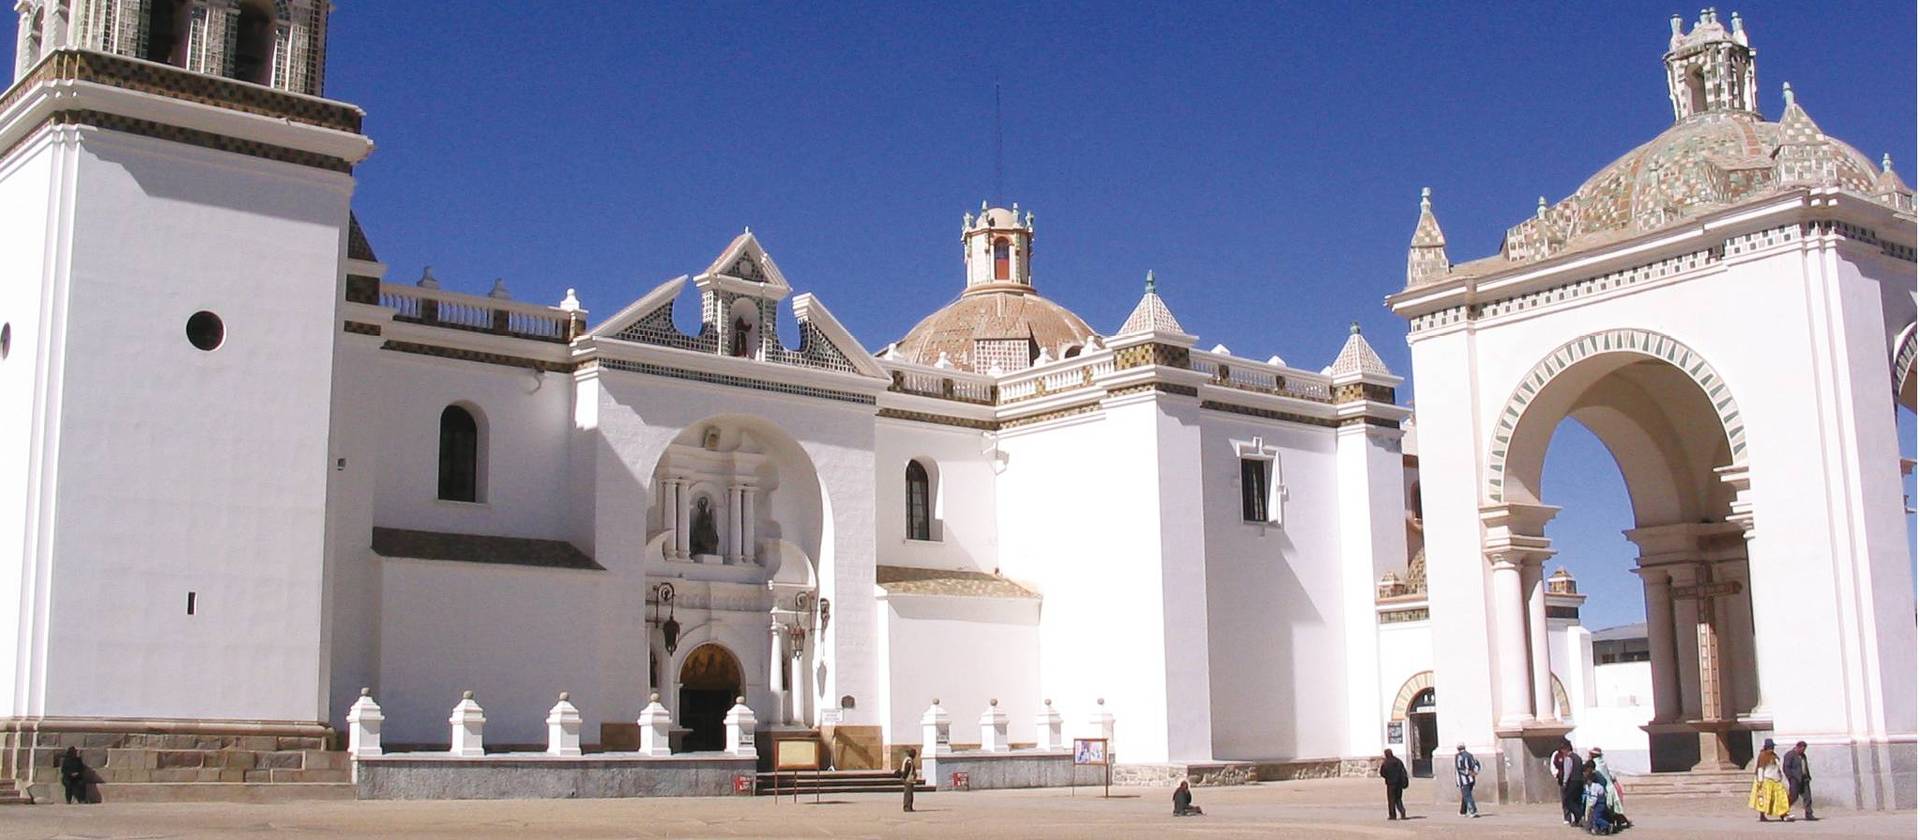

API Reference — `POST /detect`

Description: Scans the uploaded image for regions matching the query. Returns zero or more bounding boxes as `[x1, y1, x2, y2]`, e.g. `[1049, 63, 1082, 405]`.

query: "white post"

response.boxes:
[546, 692, 582, 756]
[742, 488, 757, 563]
[921, 699, 952, 756]
[1087, 697, 1115, 749]
[724, 696, 758, 757]
[1035, 698, 1064, 751]
[980, 699, 1009, 752]
[448, 690, 485, 757]
[638, 691, 673, 756]
[346, 687, 384, 758]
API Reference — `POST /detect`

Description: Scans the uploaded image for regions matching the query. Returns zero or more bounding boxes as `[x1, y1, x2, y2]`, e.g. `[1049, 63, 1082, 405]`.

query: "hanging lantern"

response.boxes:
[787, 623, 807, 658]
[659, 583, 680, 656]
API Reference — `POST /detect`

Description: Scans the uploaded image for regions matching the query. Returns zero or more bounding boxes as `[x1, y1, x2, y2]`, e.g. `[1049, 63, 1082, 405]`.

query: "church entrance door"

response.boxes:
[678, 643, 743, 752]
[1409, 689, 1438, 777]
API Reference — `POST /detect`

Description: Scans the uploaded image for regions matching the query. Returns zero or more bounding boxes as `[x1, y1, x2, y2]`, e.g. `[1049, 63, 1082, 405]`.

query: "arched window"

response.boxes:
[141, 0, 191, 66]
[992, 238, 1011, 281]
[905, 460, 932, 541]
[438, 405, 481, 502]
[232, 0, 277, 85]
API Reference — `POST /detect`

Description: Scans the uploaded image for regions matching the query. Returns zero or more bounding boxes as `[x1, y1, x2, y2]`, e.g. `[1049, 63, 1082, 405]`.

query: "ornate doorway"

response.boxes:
[678, 644, 743, 752]
[1408, 688, 1438, 778]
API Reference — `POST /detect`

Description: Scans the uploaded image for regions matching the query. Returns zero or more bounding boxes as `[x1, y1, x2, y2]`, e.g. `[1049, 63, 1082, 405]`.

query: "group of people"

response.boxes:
[1377, 742, 1494, 820]
[1550, 740, 1632, 834]
[1750, 738, 1816, 822]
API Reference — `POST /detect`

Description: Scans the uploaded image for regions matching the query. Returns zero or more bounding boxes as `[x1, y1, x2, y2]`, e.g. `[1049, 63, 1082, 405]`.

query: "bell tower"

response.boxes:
[0, 0, 371, 793]
[12, 0, 331, 95]
[962, 201, 1036, 293]
[1663, 8, 1758, 121]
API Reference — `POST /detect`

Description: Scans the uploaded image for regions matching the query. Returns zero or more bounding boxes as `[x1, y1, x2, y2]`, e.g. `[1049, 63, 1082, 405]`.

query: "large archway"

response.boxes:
[678, 643, 744, 752]
[1487, 330, 1756, 773]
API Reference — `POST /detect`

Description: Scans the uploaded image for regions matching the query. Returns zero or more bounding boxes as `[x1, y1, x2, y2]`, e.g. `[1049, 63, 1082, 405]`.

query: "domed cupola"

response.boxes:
[891, 203, 1097, 374]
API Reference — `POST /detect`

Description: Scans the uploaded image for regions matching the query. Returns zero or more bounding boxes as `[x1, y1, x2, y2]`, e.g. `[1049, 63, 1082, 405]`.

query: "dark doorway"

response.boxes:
[1408, 688, 1438, 778]
[678, 644, 743, 752]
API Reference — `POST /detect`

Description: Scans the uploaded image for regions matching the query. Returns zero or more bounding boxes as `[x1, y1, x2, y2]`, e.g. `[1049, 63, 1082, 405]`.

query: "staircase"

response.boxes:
[755, 769, 932, 797]
[1614, 770, 1751, 799]
[0, 779, 32, 805]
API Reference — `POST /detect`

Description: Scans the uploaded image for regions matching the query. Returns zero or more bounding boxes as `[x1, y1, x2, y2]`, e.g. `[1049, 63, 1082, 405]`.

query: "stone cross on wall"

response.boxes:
[1671, 574, 1744, 770]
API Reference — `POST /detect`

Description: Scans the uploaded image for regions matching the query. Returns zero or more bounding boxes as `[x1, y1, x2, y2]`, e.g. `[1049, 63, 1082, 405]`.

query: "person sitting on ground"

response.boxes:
[1583, 760, 1614, 835]
[1173, 780, 1204, 816]
[1588, 747, 1630, 830]
[59, 746, 88, 805]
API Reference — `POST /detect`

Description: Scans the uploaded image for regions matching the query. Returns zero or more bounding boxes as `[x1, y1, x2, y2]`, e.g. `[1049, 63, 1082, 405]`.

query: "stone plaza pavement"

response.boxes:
[1, 777, 1911, 839]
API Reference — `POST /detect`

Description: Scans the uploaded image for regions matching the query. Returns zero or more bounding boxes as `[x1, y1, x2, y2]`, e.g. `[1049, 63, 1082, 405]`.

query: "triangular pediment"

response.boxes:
[700, 231, 790, 289]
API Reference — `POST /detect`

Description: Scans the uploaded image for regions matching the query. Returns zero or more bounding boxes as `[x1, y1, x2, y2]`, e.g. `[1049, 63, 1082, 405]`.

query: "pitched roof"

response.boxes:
[1115, 271, 1186, 336]
[347, 212, 377, 262]
[875, 565, 1039, 599]
[371, 527, 602, 571]
[1329, 323, 1391, 377]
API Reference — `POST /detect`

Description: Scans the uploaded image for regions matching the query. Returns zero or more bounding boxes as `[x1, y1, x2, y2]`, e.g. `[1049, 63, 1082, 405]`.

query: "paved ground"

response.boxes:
[1, 777, 1909, 839]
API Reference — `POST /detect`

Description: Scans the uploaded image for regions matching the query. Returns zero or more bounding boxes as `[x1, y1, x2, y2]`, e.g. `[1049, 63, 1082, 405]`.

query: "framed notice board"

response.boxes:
[775, 738, 820, 771]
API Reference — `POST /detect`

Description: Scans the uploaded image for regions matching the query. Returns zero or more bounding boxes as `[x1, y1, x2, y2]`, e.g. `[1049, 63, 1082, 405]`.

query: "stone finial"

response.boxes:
[990, 698, 999, 707]
[559, 288, 581, 312]
[1781, 81, 1795, 107]
[487, 278, 511, 299]
[1144, 269, 1156, 294]
[1045, 698, 1053, 707]
[650, 691, 661, 703]
[1349, 320, 1361, 336]
[1024, 211, 1034, 230]
[347, 688, 385, 762]
[462, 690, 474, 700]
[1536, 196, 1548, 218]
[360, 687, 371, 697]
[981, 200, 989, 212]
[743, 225, 751, 234]
[558, 691, 570, 701]
[736, 695, 746, 705]
[963, 211, 974, 229]
[417, 266, 439, 289]
[1097, 697, 1105, 705]
[1884, 153, 1895, 173]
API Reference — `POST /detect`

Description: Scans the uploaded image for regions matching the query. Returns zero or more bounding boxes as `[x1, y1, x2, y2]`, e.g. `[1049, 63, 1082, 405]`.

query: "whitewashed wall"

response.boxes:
[878, 594, 1040, 746]
[0, 141, 54, 718]
[873, 418, 998, 574]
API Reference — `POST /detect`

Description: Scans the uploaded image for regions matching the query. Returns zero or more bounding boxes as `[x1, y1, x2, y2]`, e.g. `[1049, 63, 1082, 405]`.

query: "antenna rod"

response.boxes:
[993, 81, 1004, 206]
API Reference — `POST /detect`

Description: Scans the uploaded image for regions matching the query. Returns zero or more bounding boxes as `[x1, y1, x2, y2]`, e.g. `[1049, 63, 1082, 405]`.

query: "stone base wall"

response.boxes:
[1251, 756, 1381, 781]
[922, 750, 1106, 791]
[0, 718, 345, 803]
[1111, 762, 1256, 787]
[355, 753, 758, 799]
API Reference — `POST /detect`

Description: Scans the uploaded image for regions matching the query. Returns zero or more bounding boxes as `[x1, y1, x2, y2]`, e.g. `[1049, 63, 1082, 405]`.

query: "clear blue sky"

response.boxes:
[46, 3, 1920, 628]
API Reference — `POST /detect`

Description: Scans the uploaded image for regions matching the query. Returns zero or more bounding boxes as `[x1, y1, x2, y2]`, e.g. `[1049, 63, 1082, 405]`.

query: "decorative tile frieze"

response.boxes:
[1332, 382, 1395, 404]
[1379, 608, 1430, 624]
[1, 49, 362, 133]
[875, 408, 998, 431]
[342, 321, 381, 336]
[344, 275, 380, 304]
[1199, 400, 1337, 428]
[1114, 343, 1190, 370]
[380, 340, 575, 373]
[597, 358, 875, 406]
[1110, 382, 1198, 398]
[998, 402, 1101, 430]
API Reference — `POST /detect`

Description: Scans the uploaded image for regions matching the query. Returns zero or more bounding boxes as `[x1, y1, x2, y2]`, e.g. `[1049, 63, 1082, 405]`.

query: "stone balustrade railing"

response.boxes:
[1189, 351, 1333, 402]
[356, 281, 585, 343]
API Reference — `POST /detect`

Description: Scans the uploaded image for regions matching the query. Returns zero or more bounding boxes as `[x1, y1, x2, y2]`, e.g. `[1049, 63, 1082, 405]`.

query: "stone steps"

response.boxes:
[0, 779, 32, 805]
[1614, 771, 1752, 798]
[91, 782, 357, 804]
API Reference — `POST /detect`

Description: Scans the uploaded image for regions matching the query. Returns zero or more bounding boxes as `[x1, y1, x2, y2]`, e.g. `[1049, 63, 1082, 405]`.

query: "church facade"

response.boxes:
[0, 2, 1910, 809]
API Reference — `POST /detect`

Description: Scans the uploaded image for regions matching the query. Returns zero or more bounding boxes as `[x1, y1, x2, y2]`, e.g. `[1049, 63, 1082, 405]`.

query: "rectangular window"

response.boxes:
[1241, 458, 1270, 522]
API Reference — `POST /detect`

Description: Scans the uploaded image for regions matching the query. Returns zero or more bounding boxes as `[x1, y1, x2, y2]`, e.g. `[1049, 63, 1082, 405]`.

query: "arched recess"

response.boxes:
[1486, 328, 1746, 518]
[1894, 321, 1916, 412]
[1389, 670, 1434, 721]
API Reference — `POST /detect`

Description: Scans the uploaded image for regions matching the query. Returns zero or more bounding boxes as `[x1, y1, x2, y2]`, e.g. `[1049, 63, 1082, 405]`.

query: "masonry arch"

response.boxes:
[1486, 328, 1757, 772]
[676, 643, 744, 752]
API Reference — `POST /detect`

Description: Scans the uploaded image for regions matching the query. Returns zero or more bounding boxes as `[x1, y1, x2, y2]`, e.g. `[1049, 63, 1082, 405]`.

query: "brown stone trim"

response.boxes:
[1333, 382, 1396, 404]
[1, 109, 355, 172]
[343, 321, 381, 336]
[1111, 382, 1199, 398]
[1000, 401, 1101, 430]
[344, 275, 380, 305]
[1200, 400, 1337, 428]
[2, 50, 363, 133]
[876, 408, 998, 431]
[0, 716, 331, 737]
[1339, 415, 1403, 428]
[1115, 343, 1191, 370]
[381, 340, 576, 373]
[1379, 607, 1430, 624]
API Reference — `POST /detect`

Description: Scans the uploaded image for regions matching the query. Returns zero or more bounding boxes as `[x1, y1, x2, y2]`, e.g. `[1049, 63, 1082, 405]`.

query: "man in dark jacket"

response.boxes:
[1783, 741, 1815, 821]
[1380, 748, 1410, 820]
[1552, 738, 1583, 825]
[59, 746, 88, 804]
[899, 748, 918, 813]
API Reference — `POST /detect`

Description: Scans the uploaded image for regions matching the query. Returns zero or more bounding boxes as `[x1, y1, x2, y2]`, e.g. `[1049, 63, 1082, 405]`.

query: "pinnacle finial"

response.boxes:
[1883, 152, 1894, 172]
[462, 690, 474, 700]
[1144, 270, 1156, 294]
[1536, 196, 1548, 218]
[1730, 10, 1743, 32]
[1350, 320, 1361, 336]
[1781, 81, 1795, 107]
[1419, 186, 1432, 210]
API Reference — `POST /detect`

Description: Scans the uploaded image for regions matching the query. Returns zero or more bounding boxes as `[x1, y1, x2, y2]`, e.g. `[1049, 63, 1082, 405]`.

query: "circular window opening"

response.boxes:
[0, 322, 10, 360]
[185, 311, 224, 351]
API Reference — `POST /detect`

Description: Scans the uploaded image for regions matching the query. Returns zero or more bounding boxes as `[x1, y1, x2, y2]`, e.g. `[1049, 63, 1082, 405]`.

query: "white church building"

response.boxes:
[0, 3, 1910, 809]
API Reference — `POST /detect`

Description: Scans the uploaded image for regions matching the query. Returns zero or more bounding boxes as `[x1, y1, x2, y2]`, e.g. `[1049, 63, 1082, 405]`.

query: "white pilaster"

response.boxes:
[921, 699, 952, 756]
[448, 691, 485, 757]
[724, 696, 758, 757]
[638, 692, 672, 756]
[979, 699, 1009, 752]
[1035, 699, 1064, 751]
[1639, 567, 1682, 722]
[346, 688, 383, 758]
[1524, 559, 1553, 720]
[1489, 556, 1531, 727]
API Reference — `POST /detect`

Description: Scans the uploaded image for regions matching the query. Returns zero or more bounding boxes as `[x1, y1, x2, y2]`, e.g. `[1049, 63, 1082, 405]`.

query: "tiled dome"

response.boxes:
[894, 289, 1097, 373]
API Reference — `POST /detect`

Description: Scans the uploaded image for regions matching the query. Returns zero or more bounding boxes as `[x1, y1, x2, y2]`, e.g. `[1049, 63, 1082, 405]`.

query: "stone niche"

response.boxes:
[651, 426, 777, 566]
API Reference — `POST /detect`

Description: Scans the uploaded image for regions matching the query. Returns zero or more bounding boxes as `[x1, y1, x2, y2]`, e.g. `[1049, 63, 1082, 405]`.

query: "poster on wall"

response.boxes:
[1072, 738, 1108, 766]
[1386, 721, 1404, 744]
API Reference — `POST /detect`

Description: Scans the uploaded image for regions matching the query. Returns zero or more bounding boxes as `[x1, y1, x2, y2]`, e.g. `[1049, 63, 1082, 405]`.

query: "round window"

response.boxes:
[0, 322, 10, 360]
[185, 311, 224, 351]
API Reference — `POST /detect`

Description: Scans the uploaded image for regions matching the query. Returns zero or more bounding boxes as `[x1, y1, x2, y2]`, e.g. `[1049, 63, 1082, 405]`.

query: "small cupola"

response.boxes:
[1663, 8, 1758, 121]
[962, 201, 1036, 294]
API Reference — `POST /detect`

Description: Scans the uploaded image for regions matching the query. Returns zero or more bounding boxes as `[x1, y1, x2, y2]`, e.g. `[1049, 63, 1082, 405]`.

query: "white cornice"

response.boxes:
[0, 77, 373, 166]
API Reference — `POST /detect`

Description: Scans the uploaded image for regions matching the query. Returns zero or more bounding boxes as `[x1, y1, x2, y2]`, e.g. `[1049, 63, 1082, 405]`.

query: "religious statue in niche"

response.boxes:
[690, 496, 720, 556]
[730, 316, 754, 358]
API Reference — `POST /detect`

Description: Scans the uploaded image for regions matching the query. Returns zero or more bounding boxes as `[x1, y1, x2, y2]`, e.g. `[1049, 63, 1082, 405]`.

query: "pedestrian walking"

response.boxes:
[1453, 743, 1480, 817]
[59, 746, 88, 804]
[1782, 740, 1816, 821]
[1380, 748, 1409, 820]
[1172, 780, 1205, 816]
[899, 748, 918, 813]
[1750, 738, 1790, 821]
[1551, 739, 1583, 825]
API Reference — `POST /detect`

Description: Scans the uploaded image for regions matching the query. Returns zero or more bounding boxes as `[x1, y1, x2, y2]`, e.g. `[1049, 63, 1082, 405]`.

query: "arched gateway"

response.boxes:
[1388, 12, 1915, 810]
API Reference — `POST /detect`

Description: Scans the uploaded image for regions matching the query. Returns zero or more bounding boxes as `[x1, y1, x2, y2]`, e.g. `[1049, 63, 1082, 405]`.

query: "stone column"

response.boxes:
[1524, 558, 1553, 720]
[725, 484, 743, 563]
[672, 480, 690, 558]
[1489, 554, 1533, 727]
[742, 489, 757, 563]
[1668, 565, 1703, 719]
[770, 621, 791, 725]
[1639, 567, 1683, 722]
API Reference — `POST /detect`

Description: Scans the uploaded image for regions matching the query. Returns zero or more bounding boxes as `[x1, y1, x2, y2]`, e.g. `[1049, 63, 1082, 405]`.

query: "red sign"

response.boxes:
[733, 774, 753, 794]
[950, 772, 970, 791]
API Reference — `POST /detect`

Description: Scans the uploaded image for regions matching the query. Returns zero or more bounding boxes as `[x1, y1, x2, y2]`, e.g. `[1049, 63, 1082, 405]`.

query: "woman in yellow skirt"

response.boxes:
[1750, 738, 1792, 821]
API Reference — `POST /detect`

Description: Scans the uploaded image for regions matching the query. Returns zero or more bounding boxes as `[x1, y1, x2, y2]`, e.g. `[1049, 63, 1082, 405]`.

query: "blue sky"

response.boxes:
[41, 3, 1920, 628]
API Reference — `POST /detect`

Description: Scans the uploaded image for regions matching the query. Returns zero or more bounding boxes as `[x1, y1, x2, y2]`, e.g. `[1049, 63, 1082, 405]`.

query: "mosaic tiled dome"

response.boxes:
[894, 289, 1097, 373]
[1500, 108, 1881, 263]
